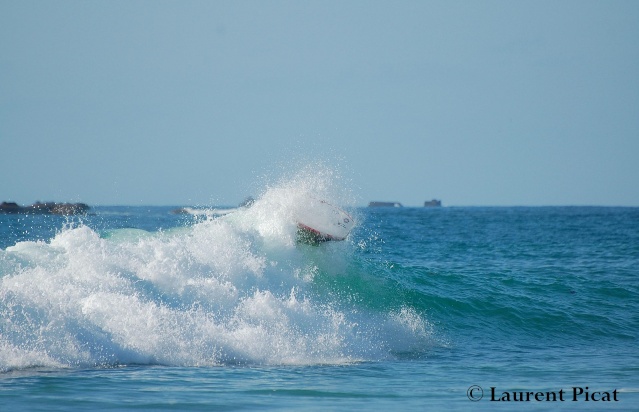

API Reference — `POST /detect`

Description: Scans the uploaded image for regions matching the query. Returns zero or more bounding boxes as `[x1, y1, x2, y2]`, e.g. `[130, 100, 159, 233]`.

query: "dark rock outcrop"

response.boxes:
[0, 201, 90, 215]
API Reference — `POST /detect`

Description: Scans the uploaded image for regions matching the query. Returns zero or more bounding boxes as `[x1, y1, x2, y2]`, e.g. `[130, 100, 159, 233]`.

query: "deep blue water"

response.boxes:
[1, 197, 638, 410]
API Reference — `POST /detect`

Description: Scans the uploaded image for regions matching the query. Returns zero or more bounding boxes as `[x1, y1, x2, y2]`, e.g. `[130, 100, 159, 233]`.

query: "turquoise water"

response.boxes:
[1, 188, 638, 410]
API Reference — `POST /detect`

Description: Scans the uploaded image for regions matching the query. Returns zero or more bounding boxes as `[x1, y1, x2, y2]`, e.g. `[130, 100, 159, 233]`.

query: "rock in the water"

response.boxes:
[0, 201, 90, 215]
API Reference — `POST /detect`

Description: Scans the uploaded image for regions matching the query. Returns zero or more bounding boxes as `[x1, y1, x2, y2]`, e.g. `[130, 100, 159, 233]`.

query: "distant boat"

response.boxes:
[368, 201, 402, 207]
[424, 199, 442, 207]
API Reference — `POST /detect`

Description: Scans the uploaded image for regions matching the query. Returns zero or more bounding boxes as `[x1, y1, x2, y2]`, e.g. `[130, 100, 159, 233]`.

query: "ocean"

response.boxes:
[1, 179, 638, 410]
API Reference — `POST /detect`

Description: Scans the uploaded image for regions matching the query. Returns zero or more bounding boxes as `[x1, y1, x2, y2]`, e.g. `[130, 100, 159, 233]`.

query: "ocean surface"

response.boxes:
[1, 183, 638, 410]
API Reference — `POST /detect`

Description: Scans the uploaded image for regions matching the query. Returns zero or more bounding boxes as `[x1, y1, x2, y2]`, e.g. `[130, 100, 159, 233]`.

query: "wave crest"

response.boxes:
[0, 171, 434, 371]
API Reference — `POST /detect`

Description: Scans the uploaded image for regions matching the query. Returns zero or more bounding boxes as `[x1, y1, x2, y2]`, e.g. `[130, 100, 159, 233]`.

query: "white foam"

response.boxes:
[0, 168, 433, 370]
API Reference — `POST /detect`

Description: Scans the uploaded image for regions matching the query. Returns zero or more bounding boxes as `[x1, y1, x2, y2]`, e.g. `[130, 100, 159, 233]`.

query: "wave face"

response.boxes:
[0, 171, 434, 371]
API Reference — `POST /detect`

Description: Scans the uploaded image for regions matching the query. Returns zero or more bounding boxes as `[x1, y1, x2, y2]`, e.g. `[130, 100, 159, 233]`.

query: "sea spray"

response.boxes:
[0, 171, 434, 372]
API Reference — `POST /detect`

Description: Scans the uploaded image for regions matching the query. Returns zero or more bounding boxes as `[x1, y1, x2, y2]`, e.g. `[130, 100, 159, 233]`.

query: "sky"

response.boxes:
[1, 0, 638, 207]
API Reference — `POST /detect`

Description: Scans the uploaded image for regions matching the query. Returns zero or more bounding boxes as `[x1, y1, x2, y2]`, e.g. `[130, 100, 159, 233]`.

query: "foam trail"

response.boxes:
[0, 167, 433, 371]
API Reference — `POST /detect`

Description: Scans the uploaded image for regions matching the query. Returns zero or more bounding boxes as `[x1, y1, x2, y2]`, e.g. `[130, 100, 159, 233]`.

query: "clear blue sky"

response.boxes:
[2, 1, 638, 206]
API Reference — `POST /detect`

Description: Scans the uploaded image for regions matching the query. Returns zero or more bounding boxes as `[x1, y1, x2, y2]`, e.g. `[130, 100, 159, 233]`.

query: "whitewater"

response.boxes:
[0, 171, 432, 372]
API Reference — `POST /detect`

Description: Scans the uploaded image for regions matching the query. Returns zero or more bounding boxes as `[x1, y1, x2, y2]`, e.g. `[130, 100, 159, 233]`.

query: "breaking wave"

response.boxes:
[0, 168, 434, 371]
